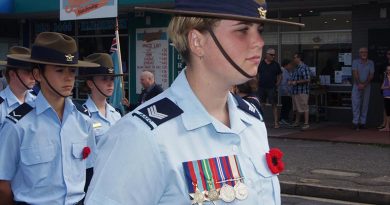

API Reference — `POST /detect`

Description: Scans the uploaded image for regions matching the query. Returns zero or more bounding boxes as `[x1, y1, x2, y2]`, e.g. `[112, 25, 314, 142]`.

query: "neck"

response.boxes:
[41, 88, 65, 121]
[9, 82, 27, 103]
[91, 93, 107, 116]
[265, 59, 272, 64]
[185, 67, 230, 127]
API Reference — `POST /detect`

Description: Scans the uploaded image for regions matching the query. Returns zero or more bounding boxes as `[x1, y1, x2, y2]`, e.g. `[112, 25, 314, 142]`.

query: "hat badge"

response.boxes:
[108, 67, 114, 74]
[65, 54, 75, 62]
[258, 7, 267, 19]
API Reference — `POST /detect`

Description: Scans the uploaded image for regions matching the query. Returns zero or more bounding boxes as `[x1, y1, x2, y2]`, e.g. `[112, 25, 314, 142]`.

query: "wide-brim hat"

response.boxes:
[7, 32, 99, 68]
[78, 53, 127, 78]
[134, 0, 304, 27]
[0, 46, 32, 70]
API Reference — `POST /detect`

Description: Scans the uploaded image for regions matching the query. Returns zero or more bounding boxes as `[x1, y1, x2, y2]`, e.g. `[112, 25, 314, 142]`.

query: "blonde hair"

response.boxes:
[167, 17, 219, 63]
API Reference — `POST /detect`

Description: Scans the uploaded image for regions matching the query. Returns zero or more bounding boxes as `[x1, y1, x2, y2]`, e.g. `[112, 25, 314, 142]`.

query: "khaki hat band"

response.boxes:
[31, 45, 79, 65]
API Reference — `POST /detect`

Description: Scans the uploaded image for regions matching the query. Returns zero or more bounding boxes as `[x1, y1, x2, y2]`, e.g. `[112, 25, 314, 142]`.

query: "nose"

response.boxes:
[253, 32, 264, 50]
[64, 67, 76, 80]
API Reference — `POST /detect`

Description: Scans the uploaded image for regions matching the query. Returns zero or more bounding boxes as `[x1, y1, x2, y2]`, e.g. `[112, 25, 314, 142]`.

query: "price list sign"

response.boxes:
[136, 28, 169, 94]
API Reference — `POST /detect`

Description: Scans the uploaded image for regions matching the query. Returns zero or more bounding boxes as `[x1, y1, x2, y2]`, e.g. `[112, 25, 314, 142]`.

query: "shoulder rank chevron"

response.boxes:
[6, 103, 33, 123]
[0, 96, 3, 105]
[74, 102, 91, 118]
[132, 97, 183, 130]
[233, 94, 263, 121]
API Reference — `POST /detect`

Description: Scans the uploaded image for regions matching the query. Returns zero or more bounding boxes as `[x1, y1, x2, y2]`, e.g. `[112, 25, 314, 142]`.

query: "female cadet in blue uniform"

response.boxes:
[86, 1, 303, 205]
[0, 46, 35, 129]
[78, 53, 125, 148]
[0, 32, 99, 205]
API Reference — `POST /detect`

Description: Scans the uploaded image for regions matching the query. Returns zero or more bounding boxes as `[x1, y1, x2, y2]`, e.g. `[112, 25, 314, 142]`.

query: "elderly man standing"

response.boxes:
[351, 47, 374, 130]
[138, 70, 163, 105]
[258, 48, 282, 128]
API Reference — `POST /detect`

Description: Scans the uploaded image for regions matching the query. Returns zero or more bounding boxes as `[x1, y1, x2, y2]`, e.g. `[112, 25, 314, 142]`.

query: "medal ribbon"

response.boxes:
[201, 159, 215, 191]
[183, 161, 197, 193]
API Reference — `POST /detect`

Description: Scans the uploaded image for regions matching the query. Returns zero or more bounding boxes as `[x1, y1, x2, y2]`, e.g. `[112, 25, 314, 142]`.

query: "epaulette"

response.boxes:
[233, 94, 263, 121]
[132, 97, 183, 130]
[6, 103, 33, 124]
[0, 96, 3, 105]
[74, 102, 91, 118]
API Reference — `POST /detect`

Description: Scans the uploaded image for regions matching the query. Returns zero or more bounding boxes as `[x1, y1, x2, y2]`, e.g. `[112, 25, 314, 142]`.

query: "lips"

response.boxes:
[246, 56, 261, 64]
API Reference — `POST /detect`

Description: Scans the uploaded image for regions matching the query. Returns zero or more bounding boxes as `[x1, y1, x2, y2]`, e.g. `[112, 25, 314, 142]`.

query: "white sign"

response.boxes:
[60, 0, 117, 21]
[136, 27, 169, 94]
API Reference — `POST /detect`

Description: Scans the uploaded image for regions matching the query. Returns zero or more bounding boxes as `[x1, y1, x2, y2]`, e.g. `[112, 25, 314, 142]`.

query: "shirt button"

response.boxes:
[232, 145, 238, 153]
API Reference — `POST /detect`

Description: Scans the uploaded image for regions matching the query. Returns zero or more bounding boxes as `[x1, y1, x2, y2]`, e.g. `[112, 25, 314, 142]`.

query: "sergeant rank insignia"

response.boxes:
[183, 155, 248, 204]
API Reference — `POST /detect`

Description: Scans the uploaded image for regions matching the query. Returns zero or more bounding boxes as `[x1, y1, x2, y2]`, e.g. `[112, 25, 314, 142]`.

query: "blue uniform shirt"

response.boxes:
[0, 85, 35, 128]
[83, 96, 121, 148]
[0, 92, 96, 205]
[86, 70, 281, 205]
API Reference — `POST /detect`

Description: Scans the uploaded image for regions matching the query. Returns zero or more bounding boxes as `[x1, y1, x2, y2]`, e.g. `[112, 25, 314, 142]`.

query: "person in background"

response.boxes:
[85, 1, 303, 204]
[279, 59, 294, 125]
[0, 32, 98, 205]
[351, 47, 374, 130]
[257, 48, 282, 128]
[379, 65, 390, 132]
[0, 46, 35, 129]
[377, 49, 390, 130]
[121, 70, 163, 111]
[290, 52, 311, 130]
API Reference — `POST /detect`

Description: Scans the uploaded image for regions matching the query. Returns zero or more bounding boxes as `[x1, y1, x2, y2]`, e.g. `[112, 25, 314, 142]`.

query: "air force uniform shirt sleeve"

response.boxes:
[86, 70, 280, 205]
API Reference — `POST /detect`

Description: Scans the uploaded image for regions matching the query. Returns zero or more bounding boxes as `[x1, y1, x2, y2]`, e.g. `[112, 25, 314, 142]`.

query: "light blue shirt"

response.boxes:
[0, 85, 35, 128]
[278, 67, 292, 96]
[83, 96, 121, 149]
[352, 59, 375, 85]
[0, 92, 96, 205]
[86, 70, 281, 205]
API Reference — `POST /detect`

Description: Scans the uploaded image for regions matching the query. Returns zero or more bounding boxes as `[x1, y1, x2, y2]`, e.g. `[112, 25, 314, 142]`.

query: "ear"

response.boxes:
[32, 68, 41, 83]
[86, 79, 94, 89]
[188, 29, 205, 58]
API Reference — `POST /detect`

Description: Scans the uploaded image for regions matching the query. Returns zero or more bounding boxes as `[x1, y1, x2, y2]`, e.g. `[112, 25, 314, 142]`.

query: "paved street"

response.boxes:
[269, 138, 390, 204]
[282, 194, 373, 205]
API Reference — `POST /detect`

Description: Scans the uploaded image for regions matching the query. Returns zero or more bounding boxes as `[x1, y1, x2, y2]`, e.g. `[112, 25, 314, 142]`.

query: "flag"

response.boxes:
[109, 37, 125, 115]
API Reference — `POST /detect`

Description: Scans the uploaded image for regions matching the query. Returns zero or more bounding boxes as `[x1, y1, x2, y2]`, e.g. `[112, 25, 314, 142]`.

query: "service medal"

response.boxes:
[234, 181, 248, 200]
[190, 188, 206, 205]
[219, 184, 235, 202]
[207, 188, 220, 201]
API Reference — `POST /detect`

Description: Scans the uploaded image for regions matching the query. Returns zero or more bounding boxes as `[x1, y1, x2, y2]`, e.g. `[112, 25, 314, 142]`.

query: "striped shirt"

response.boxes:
[291, 63, 310, 94]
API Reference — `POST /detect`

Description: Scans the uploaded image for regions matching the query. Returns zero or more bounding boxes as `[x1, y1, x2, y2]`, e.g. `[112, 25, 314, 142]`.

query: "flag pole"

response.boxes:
[115, 17, 125, 97]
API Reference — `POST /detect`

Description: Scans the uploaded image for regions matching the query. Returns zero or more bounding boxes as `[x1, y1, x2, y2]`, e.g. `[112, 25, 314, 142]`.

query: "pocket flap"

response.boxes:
[21, 145, 55, 165]
[72, 143, 86, 159]
[250, 155, 274, 178]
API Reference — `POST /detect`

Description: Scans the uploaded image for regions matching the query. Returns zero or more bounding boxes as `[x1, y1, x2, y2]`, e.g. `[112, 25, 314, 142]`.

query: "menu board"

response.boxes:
[136, 27, 169, 94]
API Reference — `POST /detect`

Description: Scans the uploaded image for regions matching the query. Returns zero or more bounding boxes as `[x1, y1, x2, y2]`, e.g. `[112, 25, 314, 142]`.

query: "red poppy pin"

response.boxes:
[82, 146, 91, 160]
[266, 148, 285, 174]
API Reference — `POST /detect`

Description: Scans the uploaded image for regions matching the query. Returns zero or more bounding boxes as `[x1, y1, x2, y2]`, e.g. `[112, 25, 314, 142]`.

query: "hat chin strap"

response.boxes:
[15, 71, 32, 90]
[207, 28, 256, 79]
[92, 80, 110, 98]
[42, 73, 71, 98]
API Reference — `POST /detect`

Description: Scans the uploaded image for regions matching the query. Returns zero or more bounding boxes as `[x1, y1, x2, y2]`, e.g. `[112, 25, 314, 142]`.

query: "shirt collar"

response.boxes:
[170, 70, 255, 133]
[3, 86, 22, 107]
[35, 92, 75, 115]
[85, 96, 99, 114]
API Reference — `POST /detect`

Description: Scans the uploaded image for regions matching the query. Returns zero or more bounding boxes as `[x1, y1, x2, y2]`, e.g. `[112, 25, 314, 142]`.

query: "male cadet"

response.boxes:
[0, 46, 35, 129]
[0, 32, 98, 205]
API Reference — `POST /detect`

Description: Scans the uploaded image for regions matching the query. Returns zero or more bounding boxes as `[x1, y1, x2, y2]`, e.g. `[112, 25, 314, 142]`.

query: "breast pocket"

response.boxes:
[20, 145, 56, 186]
[71, 143, 87, 181]
[248, 157, 280, 205]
